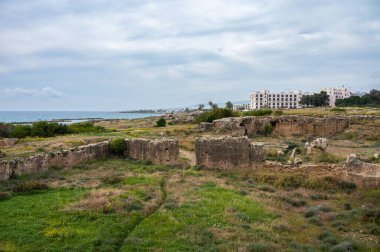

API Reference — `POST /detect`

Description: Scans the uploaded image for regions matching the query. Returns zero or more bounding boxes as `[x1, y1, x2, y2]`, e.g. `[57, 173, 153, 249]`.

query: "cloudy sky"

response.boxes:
[0, 0, 379, 111]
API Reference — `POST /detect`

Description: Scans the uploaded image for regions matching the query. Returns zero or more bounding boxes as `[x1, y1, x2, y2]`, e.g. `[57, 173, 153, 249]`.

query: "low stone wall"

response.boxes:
[0, 141, 110, 180]
[125, 138, 179, 166]
[0, 138, 180, 181]
[195, 136, 266, 170]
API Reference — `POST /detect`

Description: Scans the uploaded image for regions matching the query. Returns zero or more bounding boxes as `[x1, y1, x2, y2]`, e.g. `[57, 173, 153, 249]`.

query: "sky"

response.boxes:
[0, 0, 379, 111]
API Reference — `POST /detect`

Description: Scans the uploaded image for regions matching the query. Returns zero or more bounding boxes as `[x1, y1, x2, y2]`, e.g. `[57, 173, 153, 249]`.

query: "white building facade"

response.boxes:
[250, 90, 306, 110]
[233, 103, 250, 111]
[322, 86, 351, 107]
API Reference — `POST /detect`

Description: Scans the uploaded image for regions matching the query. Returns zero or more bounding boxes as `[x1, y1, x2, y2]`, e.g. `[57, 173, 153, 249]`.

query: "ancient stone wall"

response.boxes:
[195, 136, 266, 170]
[0, 141, 110, 180]
[0, 138, 180, 181]
[125, 138, 179, 166]
[201, 116, 351, 137]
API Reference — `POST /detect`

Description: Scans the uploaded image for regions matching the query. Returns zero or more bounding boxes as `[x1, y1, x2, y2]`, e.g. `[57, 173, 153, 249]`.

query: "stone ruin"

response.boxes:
[125, 138, 179, 166]
[195, 136, 266, 170]
[344, 154, 380, 188]
[199, 115, 353, 137]
[0, 138, 180, 181]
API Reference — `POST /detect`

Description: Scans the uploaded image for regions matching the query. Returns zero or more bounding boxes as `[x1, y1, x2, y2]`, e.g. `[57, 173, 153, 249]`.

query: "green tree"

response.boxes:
[208, 101, 218, 110]
[156, 117, 167, 127]
[300, 91, 329, 107]
[261, 123, 273, 136]
[225, 101, 233, 109]
[109, 138, 125, 156]
[197, 104, 205, 110]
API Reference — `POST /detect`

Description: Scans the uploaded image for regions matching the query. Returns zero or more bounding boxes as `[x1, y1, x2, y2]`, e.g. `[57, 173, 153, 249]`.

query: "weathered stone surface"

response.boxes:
[124, 138, 179, 165]
[310, 138, 329, 151]
[0, 141, 110, 181]
[294, 158, 302, 165]
[0, 138, 180, 180]
[346, 154, 359, 167]
[195, 136, 266, 170]
[204, 115, 351, 137]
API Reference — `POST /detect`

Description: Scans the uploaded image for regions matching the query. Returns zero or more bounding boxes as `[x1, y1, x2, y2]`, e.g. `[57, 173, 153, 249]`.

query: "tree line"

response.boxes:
[335, 89, 380, 107]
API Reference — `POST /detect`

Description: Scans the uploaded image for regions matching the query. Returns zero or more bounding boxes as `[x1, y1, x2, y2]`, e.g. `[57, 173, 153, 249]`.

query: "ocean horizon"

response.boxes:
[0, 111, 160, 123]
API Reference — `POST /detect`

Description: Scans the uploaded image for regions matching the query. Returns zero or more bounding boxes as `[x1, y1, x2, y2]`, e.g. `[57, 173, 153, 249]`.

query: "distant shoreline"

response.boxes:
[0, 111, 162, 124]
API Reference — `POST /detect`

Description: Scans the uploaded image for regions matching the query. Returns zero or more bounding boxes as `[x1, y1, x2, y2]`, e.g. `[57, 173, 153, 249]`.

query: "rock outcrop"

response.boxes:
[195, 136, 266, 170]
[344, 154, 380, 188]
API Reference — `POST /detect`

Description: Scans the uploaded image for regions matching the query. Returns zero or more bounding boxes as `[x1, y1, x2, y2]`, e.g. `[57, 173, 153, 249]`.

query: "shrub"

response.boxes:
[155, 117, 167, 127]
[101, 175, 123, 185]
[258, 185, 276, 193]
[0, 192, 12, 201]
[308, 216, 322, 226]
[304, 207, 319, 218]
[13, 181, 48, 193]
[281, 197, 307, 207]
[109, 138, 125, 156]
[330, 241, 358, 252]
[343, 203, 351, 210]
[243, 109, 272, 117]
[259, 123, 273, 136]
[195, 108, 239, 123]
[247, 242, 272, 252]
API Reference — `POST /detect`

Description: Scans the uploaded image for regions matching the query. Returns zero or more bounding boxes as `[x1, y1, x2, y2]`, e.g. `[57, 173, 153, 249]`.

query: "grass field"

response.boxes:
[0, 159, 379, 251]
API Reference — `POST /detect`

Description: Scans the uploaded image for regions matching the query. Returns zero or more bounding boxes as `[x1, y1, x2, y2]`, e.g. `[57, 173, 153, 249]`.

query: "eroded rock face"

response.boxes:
[195, 136, 266, 170]
[344, 154, 380, 188]
[124, 138, 179, 165]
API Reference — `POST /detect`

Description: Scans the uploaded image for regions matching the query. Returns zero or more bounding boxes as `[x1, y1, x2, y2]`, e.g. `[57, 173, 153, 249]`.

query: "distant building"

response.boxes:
[322, 86, 351, 107]
[233, 103, 250, 111]
[249, 90, 307, 110]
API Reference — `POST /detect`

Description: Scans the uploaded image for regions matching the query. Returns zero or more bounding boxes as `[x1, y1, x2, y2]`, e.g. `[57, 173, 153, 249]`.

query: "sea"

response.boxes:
[0, 111, 160, 124]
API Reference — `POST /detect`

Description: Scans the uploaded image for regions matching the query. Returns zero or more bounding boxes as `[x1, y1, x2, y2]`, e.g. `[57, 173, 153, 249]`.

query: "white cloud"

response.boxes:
[0, 87, 64, 98]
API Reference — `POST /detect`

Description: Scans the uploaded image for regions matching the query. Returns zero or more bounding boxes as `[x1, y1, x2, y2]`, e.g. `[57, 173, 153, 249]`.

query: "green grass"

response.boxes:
[0, 188, 143, 251]
[121, 182, 275, 251]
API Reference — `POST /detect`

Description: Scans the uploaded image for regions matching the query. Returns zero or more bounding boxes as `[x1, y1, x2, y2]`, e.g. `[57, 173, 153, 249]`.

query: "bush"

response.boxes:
[0, 192, 12, 201]
[258, 185, 276, 193]
[308, 216, 322, 226]
[156, 117, 167, 127]
[247, 242, 272, 252]
[330, 241, 358, 252]
[281, 197, 307, 207]
[195, 108, 239, 123]
[304, 207, 319, 218]
[259, 123, 273, 136]
[13, 181, 49, 193]
[101, 175, 123, 185]
[243, 109, 272, 117]
[109, 138, 125, 156]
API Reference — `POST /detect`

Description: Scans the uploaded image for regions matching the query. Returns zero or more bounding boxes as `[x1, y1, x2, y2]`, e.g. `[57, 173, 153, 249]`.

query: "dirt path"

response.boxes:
[180, 149, 196, 166]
